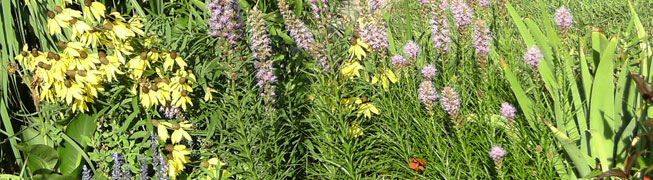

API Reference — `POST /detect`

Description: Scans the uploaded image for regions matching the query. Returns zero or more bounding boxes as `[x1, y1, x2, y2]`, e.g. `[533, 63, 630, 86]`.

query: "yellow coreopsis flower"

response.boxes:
[58, 41, 85, 58]
[126, 53, 151, 80]
[370, 67, 398, 91]
[55, 80, 84, 105]
[104, 12, 135, 40]
[81, 30, 102, 48]
[72, 95, 94, 112]
[68, 51, 100, 71]
[170, 70, 195, 92]
[348, 38, 370, 60]
[355, 98, 379, 119]
[163, 52, 188, 71]
[69, 19, 92, 39]
[98, 52, 123, 82]
[14, 45, 30, 69]
[170, 121, 192, 144]
[205, 158, 229, 180]
[172, 89, 193, 111]
[167, 144, 191, 178]
[127, 16, 145, 36]
[140, 84, 160, 109]
[47, 8, 72, 36]
[204, 87, 216, 102]
[341, 61, 363, 80]
[154, 120, 173, 142]
[82, 0, 106, 22]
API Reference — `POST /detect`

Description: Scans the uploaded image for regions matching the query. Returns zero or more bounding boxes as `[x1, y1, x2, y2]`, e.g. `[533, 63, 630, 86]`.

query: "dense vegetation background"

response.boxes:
[1, 0, 653, 179]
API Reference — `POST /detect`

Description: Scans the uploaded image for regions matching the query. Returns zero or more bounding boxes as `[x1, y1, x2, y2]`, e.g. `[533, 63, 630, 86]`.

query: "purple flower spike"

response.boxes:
[369, 0, 384, 11]
[473, 19, 491, 60]
[279, 0, 315, 51]
[360, 16, 389, 51]
[391, 55, 407, 68]
[489, 146, 506, 161]
[479, 0, 490, 8]
[418, 81, 439, 111]
[555, 6, 573, 30]
[207, 0, 245, 45]
[421, 64, 437, 80]
[451, 0, 473, 29]
[440, 86, 460, 117]
[500, 102, 516, 122]
[250, 7, 278, 106]
[524, 46, 543, 68]
[430, 14, 451, 53]
[403, 40, 420, 59]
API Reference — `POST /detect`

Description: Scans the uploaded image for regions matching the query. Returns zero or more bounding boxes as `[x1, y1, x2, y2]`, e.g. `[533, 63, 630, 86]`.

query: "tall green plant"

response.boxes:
[501, 1, 652, 179]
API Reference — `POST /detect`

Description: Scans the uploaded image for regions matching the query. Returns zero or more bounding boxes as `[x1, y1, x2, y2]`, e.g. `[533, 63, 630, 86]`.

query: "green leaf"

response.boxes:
[544, 121, 591, 177]
[17, 144, 59, 173]
[589, 34, 619, 171]
[506, 2, 535, 47]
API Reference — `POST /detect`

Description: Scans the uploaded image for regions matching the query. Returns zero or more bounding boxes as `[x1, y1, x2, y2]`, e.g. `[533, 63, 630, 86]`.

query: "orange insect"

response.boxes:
[409, 157, 427, 173]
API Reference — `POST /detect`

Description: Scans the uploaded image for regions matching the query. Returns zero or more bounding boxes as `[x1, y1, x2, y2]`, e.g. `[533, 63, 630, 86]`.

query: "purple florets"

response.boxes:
[83, 165, 92, 180]
[111, 152, 124, 180]
[473, 19, 491, 60]
[309, 0, 327, 19]
[360, 16, 389, 51]
[391, 55, 408, 68]
[403, 40, 420, 59]
[279, 0, 315, 51]
[418, 81, 439, 111]
[250, 7, 278, 106]
[138, 158, 149, 180]
[369, 0, 383, 11]
[524, 46, 543, 68]
[421, 64, 437, 80]
[479, 0, 490, 8]
[440, 86, 460, 117]
[555, 6, 573, 30]
[150, 134, 169, 180]
[158, 106, 181, 119]
[207, 0, 244, 45]
[450, 0, 473, 29]
[489, 146, 506, 161]
[500, 102, 516, 122]
[430, 14, 451, 53]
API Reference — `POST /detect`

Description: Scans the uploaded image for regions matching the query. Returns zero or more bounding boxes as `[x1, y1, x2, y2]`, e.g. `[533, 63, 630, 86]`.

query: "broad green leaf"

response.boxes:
[544, 120, 591, 177]
[17, 144, 58, 173]
[506, 2, 535, 47]
[589, 34, 619, 171]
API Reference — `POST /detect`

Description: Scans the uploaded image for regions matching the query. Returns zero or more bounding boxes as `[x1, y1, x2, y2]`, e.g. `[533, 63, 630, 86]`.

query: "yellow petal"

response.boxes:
[157, 125, 170, 142]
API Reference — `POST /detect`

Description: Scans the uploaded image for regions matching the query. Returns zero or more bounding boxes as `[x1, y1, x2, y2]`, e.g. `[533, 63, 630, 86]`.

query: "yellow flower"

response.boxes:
[72, 95, 94, 112]
[167, 144, 191, 178]
[140, 84, 160, 109]
[155, 120, 172, 142]
[170, 70, 195, 92]
[14, 45, 30, 69]
[206, 158, 229, 180]
[172, 89, 193, 111]
[370, 67, 397, 91]
[163, 52, 188, 71]
[348, 38, 370, 60]
[82, 0, 106, 22]
[126, 52, 151, 79]
[47, 8, 72, 36]
[127, 16, 145, 36]
[104, 12, 135, 40]
[58, 41, 85, 58]
[355, 98, 379, 119]
[81, 30, 102, 49]
[341, 61, 363, 80]
[170, 121, 192, 144]
[98, 52, 123, 82]
[347, 122, 363, 138]
[204, 87, 215, 102]
[55, 80, 84, 105]
[69, 18, 92, 39]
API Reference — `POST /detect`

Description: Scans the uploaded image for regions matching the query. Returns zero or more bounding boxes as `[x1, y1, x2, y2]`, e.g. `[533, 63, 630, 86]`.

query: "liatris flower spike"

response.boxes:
[360, 14, 389, 51]
[249, 6, 278, 106]
[524, 46, 543, 69]
[500, 102, 516, 124]
[440, 86, 460, 118]
[207, 0, 244, 45]
[430, 14, 451, 53]
[278, 0, 315, 51]
[555, 6, 573, 30]
[391, 55, 407, 68]
[421, 64, 437, 80]
[473, 19, 491, 63]
[111, 152, 124, 180]
[479, 0, 490, 8]
[450, 0, 473, 29]
[403, 40, 420, 60]
[418, 81, 438, 111]
[489, 146, 506, 166]
[368, 0, 383, 11]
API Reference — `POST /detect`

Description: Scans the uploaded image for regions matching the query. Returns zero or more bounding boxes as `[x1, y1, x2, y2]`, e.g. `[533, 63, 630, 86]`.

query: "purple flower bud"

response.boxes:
[440, 86, 460, 117]
[430, 14, 451, 52]
[555, 6, 573, 30]
[418, 81, 439, 111]
[279, 0, 315, 51]
[523, 46, 543, 68]
[391, 55, 407, 68]
[473, 19, 491, 60]
[489, 146, 506, 161]
[111, 152, 124, 180]
[450, 0, 473, 29]
[421, 64, 437, 80]
[403, 40, 420, 59]
[369, 0, 383, 11]
[500, 102, 516, 122]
